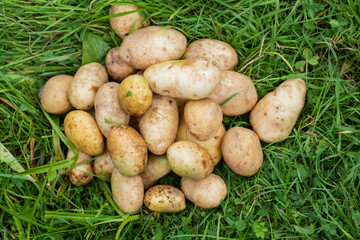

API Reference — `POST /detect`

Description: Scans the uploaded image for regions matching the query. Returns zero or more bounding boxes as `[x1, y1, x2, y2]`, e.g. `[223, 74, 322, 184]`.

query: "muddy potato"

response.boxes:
[105, 47, 137, 82]
[144, 185, 185, 213]
[250, 79, 307, 143]
[69, 62, 108, 110]
[181, 173, 227, 208]
[208, 71, 258, 116]
[119, 26, 187, 69]
[140, 154, 171, 189]
[94, 82, 130, 138]
[167, 141, 214, 179]
[64, 110, 105, 156]
[111, 169, 144, 213]
[67, 150, 93, 186]
[182, 39, 238, 71]
[94, 151, 114, 179]
[144, 58, 221, 100]
[221, 127, 263, 177]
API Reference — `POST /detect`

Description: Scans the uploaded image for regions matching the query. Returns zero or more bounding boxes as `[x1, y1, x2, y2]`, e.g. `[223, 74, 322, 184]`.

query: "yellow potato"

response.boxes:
[67, 150, 93, 186]
[105, 47, 137, 82]
[140, 154, 171, 189]
[94, 151, 114, 179]
[144, 185, 186, 213]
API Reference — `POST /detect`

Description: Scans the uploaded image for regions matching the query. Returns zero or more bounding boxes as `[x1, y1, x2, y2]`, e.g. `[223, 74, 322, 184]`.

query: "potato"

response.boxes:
[64, 110, 105, 156]
[221, 127, 263, 177]
[107, 125, 147, 177]
[140, 96, 179, 155]
[167, 141, 214, 179]
[105, 47, 137, 82]
[94, 151, 114, 179]
[144, 185, 185, 213]
[140, 154, 171, 189]
[208, 71, 258, 116]
[94, 82, 130, 138]
[181, 173, 227, 208]
[184, 98, 223, 141]
[143, 58, 221, 100]
[67, 150, 93, 186]
[40, 75, 73, 114]
[118, 75, 153, 116]
[182, 39, 238, 71]
[250, 79, 307, 143]
[119, 26, 187, 69]
[111, 169, 144, 213]
[68, 62, 108, 110]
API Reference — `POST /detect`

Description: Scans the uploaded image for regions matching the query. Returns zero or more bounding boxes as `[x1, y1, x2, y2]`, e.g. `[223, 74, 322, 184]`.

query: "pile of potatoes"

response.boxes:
[38, 2, 307, 213]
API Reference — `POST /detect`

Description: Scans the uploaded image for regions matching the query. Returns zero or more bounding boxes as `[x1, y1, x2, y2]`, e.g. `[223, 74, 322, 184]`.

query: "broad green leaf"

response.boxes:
[294, 224, 315, 235]
[235, 220, 246, 231]
[302, 48, 313, 59]
[295, 61, 306, 72]
[82, 35, 110, 65]
[309, 56, 319, 65]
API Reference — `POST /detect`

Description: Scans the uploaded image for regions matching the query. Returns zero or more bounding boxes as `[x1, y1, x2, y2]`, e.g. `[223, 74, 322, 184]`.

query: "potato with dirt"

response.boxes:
[67, 150, 93, 186]
[144, 185, 186, 213]
[105, 47, 137, 82]
[140, 154, 171, 189]
[94, 151, 114, 179]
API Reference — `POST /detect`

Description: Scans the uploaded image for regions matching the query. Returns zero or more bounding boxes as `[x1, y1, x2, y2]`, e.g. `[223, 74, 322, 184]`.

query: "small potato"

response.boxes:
[111, 169, 144, 213]
[182, 39, 238, 71]
[140, 154, 171, 189]
[144, 185, 185, 213]
[184, 99, 223, 141]
[143, 58, 221, 100]
[167, 141, 214, 180]
[67, 150, 93, 186]
[69, 62, 108, 110]
[105, 47, 137, 82]
[208, 71, 258, 116]
[118, 75, 153, 116]
[181, 173, 227, 208]
[250, 79, 307, 143]
[119, 26, 187, 69]
[64, 110, 105, 156]
[94, 151, 114, 179]
[107, 125, 147, 177]
[140, 96, 179, 155]
[94, 82, 130, 138]
[221, 127, 263, 177]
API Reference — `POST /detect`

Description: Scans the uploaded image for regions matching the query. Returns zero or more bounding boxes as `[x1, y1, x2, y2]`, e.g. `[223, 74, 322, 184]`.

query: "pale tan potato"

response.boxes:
[140, 154, 171, 189]
[182, 39, 238, 71]
[40, 75, 73, 114]
[94, 82, 130, 138]
[250, 79, 307, 143]
[221, 127, 263, 177]
[119, 26, 187, 69]
[68, 62, 108, 110]
[140, 96, 179, 155]
[167, 141, 214, 179]
[67, 150, 93, 186]
[64, 110, 105, 156]
[107, 125, 147, 177]
[105, 47, 137, 82]
[143, 58, 221, 100]
[184, 98, 223, 141]
[111, 169, 144, 213]
[94, 151, 114, 179]
[208, 71, 258, 116]
[144, 185, 185, 213]
[181, 173, 227, 208]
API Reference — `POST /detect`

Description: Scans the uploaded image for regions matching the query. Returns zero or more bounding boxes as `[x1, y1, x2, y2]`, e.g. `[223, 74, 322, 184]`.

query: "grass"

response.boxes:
[0, 0, 359, 239]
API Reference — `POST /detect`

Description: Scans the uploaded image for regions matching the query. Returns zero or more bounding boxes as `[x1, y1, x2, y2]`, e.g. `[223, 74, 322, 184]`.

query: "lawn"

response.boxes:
[0, 0, 360, 239]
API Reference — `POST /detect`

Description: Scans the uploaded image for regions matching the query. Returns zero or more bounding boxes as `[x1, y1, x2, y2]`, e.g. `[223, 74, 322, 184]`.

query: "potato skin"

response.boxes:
[144, 185, 186, 213]
[167, 141, 214, 179]
[140, 154, 171, 189]
[250, 79, 307, 143]
[181, 173, 227, 208]
[69, 62, 108, 110]
[208, 71, 258, 116]
[94, 82, 130, 138]
[111, 169, 144, 213]
[221, 127, 263, 177]
[94, 151, 114, 179]
[107, 125, 148, 177]
[143, 58, 221, 100]
[182, 39, 238, 71]
[67, 150, 93, 186]
[64, 110, 105, 156]
[105, 47, 137, 82]
[119, 26, 187, 69]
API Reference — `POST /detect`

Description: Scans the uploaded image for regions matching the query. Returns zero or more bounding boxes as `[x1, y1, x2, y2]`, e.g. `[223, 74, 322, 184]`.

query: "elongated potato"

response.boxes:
[144, 185, 185, 213]
[140, 154, 171, 189]
[94, 151, 114, 179]
[143, 58, 221, 100]
[105, 47, 137, 82]
[250, 79, 307, 143]
[67, 150, 93, 186]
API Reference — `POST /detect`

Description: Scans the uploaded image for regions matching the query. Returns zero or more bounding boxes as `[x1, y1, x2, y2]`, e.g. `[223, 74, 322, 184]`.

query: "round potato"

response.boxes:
[68, 62, 108, 110]
[181, 173, 227, 208]
[144, 185, 185, 213]
[250, 79, 307, 143]
[111, 169, 144, 213]
[94, 151, 114, 179]
[167, 141, 214, 179]
[67, 150, 93, 186]
[182, 39, 238, 71]
[64, 110, 105, 156]
[184, 98, 223, 141]
[208, 71, 258, 116]
[105, 47, 137, 82]
[221, 127, 263, 177]
[140, 154, 171, 189]
[119, 26, 187, 69]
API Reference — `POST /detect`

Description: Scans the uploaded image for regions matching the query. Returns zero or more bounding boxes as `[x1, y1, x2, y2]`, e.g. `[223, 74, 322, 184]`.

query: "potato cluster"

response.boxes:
[39, 2, 307, 213]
